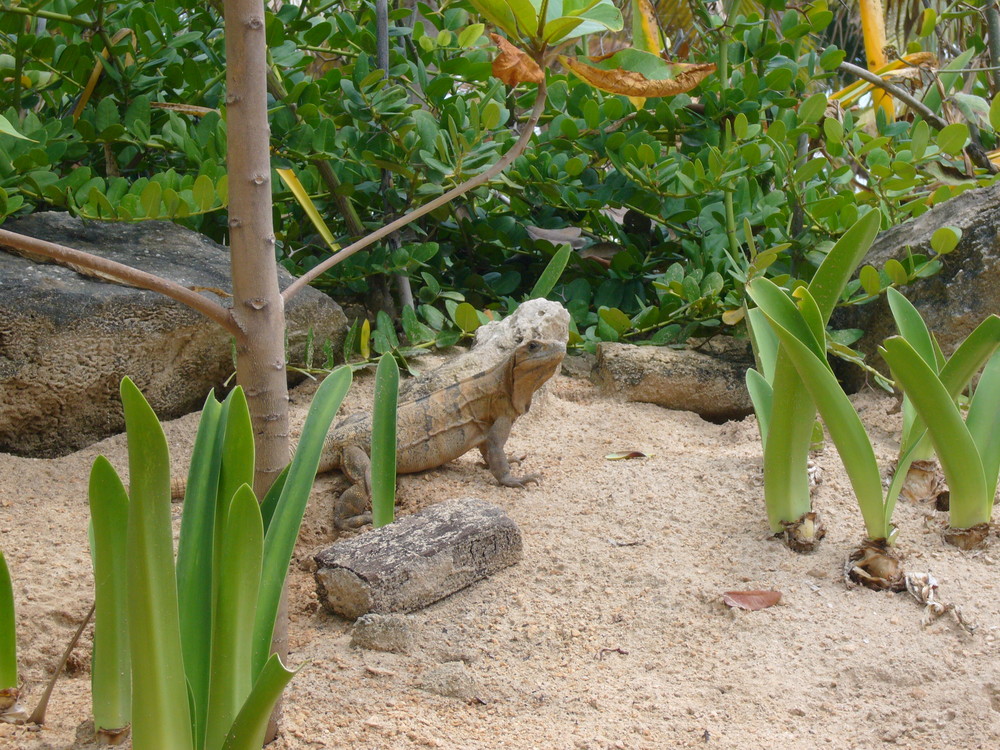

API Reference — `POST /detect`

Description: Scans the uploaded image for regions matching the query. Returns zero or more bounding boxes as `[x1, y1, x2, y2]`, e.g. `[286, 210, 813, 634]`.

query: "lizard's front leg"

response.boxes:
[479, 416, 541, 488]
[334, 445, 373, 530]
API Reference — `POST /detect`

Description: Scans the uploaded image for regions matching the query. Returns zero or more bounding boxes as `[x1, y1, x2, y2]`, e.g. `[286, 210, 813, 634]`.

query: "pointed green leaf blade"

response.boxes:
[89, 457, 131, 736]
[371, 355, 400, 528]
[0, 550, 16, 692]
[120, 377, 194, 750]
[205, 485, 264, 750]
[881, 338, 989, 530]
[966, 350, 1000, 503]
[222, 654, 300, 750]
[175, 392, 224, 740]
[253, 367, 352, 675]
[759, 312, 889, 541]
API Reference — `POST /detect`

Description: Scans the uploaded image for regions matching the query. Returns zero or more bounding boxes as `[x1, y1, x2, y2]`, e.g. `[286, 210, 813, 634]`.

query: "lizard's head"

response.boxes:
[510, 337, 566, 414]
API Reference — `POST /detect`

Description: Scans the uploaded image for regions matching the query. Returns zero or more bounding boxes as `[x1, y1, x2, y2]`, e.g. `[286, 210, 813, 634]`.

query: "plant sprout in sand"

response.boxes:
[745, 212, 881, 552]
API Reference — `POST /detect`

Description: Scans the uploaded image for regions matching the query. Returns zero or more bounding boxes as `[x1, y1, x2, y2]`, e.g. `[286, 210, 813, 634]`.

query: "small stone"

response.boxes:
[350, 613, 413, 654]
[420, 661, 479, 701]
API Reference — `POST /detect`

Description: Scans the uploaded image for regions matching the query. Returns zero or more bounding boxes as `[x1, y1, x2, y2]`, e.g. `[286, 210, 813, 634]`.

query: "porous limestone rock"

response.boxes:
[0, 212, 347, 457]
[835, 182, 1000, 389]
[593, 339, 754, 422]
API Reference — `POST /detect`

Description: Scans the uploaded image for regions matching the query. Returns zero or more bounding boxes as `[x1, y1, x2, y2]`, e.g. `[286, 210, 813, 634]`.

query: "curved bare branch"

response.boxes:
[0, 228, 238, 335]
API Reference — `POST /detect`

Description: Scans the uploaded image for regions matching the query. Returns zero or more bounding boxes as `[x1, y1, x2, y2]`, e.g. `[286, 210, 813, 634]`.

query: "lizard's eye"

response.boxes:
[527, 341, 540, 352]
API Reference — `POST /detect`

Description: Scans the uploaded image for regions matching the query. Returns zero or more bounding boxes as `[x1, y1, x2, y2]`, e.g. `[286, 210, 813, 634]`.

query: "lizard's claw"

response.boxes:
[500, 472, 541, 488]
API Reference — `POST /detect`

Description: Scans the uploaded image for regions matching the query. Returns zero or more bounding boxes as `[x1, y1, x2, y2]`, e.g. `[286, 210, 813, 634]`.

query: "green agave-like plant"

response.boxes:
[745, 211, 881, 551]
[0, 549, 22, 720]
[748, 280, 911, 552]
[880, 321, 1000, 549]
[88, 369, 351, 748]
[749, 277, 1000, 569]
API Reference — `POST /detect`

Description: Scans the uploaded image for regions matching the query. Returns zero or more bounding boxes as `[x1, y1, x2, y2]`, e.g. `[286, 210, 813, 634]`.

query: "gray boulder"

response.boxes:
[593, 338, 755, 422]
[836, 182, 1000, 387]
[0, 212, 347, 457]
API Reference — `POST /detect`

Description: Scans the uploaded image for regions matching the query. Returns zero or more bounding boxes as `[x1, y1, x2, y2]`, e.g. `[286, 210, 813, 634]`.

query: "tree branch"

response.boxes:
[0, 228, 238, 335]
[282, 80, 549, 302]
[837, 61, 999, 174]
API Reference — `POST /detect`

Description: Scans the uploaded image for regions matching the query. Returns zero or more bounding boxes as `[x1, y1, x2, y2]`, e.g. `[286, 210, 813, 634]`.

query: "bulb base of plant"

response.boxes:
[781, 511, 826, 553]
[96, 725, 131, 745]
[899, 460, 948, 508]
[0, 687, 17, 712]
[943, 523, 990, 550]
[844, 539, 905, 591]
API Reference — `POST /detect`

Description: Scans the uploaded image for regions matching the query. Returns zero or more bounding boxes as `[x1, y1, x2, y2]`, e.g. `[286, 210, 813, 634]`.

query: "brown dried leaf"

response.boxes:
[604, 450, 647, 460]
[721, 590, 782, 611]
[579, 242, 624, 267]
[561, 54, 715, 98]
[526, 225, 586, 248]
[490, 34, 543, 86]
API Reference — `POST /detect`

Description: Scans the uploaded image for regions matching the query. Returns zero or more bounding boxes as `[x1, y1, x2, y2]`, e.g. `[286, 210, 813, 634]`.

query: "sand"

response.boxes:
[2, 363, 999, 749]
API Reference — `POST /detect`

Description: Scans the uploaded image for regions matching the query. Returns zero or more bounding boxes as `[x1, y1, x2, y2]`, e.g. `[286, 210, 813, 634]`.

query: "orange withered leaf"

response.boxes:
[721, 590, 782, 611]
[490, 34, 544, 87]
[561, 49, 715, 98]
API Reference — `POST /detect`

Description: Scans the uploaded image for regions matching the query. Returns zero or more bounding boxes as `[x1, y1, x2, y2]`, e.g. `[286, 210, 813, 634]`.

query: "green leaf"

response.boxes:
[529, 243, 572, 299]
[0, 550, 16, 692]
[746, 368, 773, 448]
[919, 7, 937, 36]
[454, 302, 481, 334]
[221, 655, 300, 750]
[598, 307, 632, 335]
[931, 225, 961, 254]
[457, 23, 485, 47]
[884, 258, 908, 285]
[967, 351, 1000, 502]
[253, 367, 352, 675]
[89, 457, 131, 736]
[752, 292, 890, 541]
[0, 114, 36, 141]
[371, 354, 400, 529]
[797, 93, 827, 125]
[859, 265, 881, 296]
[175, 392, 224, 738]
[120, 377, 194, 750]
[880, 338, 989, 530]
[990, 92, 1000, 133]
[545, 1, 625, 43]
[205, 485, 264, 750]
[936, 122, 969, 156]
[481, 100, 502, 130]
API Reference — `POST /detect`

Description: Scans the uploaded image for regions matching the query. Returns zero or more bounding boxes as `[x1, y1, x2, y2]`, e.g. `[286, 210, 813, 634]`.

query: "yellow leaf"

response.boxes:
[490, 34, 544, 87]
[722, 308, 746, 325]
[276, 168, 340, 253]
[360, 319, 371, 360]
[73, 29, 135, 122]
[631, 0, 661, 56]
[149, 102, 217, 117]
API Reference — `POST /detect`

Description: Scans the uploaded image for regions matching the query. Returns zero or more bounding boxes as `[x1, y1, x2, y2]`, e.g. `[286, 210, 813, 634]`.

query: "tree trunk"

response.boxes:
[223, 0, 289, 741]
[224, 0, 289, 501]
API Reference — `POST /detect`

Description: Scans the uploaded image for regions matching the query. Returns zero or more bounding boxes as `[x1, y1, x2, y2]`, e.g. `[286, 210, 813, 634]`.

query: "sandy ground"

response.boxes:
[2, 362, 1000, 750]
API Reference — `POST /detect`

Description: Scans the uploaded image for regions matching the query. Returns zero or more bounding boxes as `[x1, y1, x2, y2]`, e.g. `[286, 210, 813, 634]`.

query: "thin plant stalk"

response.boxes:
[371, 354, 400, 528]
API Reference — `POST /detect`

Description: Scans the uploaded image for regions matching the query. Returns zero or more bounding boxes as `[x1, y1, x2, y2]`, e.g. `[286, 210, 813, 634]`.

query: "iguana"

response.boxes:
[328, 298, 570, 528]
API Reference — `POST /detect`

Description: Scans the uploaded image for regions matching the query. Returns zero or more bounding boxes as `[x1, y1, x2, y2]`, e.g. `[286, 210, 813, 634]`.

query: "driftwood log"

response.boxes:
[314, 497, 522, 619]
